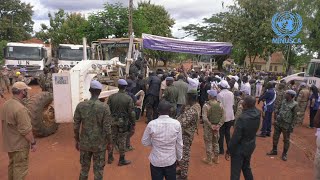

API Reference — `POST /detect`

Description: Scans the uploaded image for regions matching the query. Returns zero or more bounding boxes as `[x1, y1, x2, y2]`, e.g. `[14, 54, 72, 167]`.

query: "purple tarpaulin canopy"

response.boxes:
[142, 33, 232, 55]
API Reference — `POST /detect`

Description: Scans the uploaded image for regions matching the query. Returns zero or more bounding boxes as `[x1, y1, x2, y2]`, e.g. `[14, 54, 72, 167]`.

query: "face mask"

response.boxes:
[22, 89, 28, 99]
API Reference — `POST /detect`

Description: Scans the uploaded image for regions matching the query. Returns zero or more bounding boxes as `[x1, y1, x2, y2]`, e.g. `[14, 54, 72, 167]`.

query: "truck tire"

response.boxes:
[26, 92, 58, 137]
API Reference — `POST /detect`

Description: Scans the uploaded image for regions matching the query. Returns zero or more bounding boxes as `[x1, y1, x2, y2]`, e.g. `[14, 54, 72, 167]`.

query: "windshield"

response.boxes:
[5, 46, 42, 60]
[59, 48, 87, 61]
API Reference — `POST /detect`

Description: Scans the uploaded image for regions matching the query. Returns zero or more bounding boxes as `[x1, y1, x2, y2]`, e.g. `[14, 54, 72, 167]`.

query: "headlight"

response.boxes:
[91, 64, 97, 69]
[64, 65, 69, 68]
[97, 64, 102, 69]
[58, 65, 64, 69]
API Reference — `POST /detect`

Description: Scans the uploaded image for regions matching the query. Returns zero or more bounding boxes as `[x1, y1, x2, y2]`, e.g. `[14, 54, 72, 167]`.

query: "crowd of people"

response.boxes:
[1, 66, 320, 180]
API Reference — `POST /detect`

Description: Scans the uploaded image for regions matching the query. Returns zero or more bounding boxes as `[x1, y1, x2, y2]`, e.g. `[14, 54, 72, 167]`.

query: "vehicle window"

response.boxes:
[6, 46, 42, 60]
[315, 63, 320, 78]
[307, 62, 315, 76]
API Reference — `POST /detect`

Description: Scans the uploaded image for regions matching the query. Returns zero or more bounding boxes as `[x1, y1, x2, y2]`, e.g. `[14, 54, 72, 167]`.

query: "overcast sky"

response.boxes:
[21, 0, 234, 39]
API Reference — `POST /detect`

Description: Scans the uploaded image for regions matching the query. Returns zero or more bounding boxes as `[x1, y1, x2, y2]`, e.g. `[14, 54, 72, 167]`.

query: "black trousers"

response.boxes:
[231, 154, 253, 180]
[310, 109, 317, 127]
[146, 95, 160, 122]
[150, 163, 176, 180]
[219, 121, 233, 153]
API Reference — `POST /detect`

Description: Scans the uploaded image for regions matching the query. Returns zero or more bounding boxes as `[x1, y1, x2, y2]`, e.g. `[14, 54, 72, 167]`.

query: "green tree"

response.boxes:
[0, 40, 8, 64]
[0, 0, 34, 41]
[134, 1, 175, 67]
[84, 3, 129, 42]
[183, 0, 281, 69]
[36, 9, 88, 47]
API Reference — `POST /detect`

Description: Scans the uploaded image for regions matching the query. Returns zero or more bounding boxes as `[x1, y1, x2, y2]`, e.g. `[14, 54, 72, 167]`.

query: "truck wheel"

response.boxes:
[26, 92, 58, 137]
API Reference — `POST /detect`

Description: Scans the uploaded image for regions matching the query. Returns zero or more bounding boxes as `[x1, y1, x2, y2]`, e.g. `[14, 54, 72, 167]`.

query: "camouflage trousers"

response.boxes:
[8, 148, 29, 180]
[179, 135, 194, 179]
[315, 136, 320, 180]
[109, 126, 128, 156]
[296, 101, 308, 125]
[273, 125, 291, 153]
[203, 124, 219, 161]
[79, 150, 106, 180]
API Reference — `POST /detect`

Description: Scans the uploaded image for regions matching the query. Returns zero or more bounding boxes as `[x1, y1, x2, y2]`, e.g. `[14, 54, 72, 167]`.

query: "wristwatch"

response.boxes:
[31, 140, 37, 146]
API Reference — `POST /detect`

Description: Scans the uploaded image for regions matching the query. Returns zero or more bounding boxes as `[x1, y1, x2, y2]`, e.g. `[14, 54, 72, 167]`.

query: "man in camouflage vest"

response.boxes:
[296, 83, 310, 125]
[107, 79, 135, 166]
[162, 77, 179, 118]
[73, 80, 112, 180]
[202, 90, 224, 165]
[177, 90, 201, 180]
[267, 90, 298, 161]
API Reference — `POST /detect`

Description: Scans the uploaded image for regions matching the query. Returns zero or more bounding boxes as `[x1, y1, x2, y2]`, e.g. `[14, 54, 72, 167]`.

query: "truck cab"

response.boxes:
[56, 44, 90, 69]
[305, 59, 320, 87]
[4, 42, 49, 79]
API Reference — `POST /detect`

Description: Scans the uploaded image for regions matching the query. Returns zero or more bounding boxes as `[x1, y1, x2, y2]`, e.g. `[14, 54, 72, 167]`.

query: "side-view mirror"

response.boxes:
[42, 48, 47, 59]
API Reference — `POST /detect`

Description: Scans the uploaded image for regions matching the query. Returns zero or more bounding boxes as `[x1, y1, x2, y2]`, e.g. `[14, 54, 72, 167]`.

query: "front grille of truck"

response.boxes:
[7, 65, 41, 71]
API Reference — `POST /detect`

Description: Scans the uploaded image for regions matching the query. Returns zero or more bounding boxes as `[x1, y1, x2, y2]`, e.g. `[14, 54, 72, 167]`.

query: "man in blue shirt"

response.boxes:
[257, 82, 276, 137]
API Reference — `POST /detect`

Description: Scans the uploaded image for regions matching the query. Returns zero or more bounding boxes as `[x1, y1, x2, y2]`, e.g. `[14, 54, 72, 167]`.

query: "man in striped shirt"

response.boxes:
[142, 100, 183, 180]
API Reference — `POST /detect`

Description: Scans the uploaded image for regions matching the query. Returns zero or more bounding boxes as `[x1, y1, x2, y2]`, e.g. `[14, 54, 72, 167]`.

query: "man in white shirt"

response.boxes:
[142, 100, 183, 180]
[187, 73, 199, 92]
[240, 76, 251, 96]
[232, 76, 239, 90]
[217, 80, 235, 155]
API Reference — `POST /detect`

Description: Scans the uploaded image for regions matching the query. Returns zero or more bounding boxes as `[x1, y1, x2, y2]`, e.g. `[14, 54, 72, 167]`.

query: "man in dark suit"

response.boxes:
[257, 82, 276, 137]
[226, 96, 261, 180]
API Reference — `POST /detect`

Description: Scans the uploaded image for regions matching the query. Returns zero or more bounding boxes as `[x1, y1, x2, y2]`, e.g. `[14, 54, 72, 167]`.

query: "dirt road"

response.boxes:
[0, 85, 316, 180]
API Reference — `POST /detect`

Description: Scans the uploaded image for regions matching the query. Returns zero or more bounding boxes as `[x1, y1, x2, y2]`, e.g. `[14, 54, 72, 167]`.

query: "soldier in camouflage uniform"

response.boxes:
[267, 90, 298, 161]
[39, 67, 53, 92]
[296, 83, 310, 125]
[162, 77, 179, 118]
[73, 80, 112, 180]
[107, 79, 135, 166]
[274, 82, 286, 121]
[177, 90, 201, 180]
[10, 66, 19, 85]
[1, 66, 11, 93]
[202, 90, 224, 165]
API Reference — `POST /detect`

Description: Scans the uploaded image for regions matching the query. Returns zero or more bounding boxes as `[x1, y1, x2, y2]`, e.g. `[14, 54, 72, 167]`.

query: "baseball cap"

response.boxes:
[12, 82, 31, 90]
[207, 90, 218, 97]
[118, 79, 128, 86]
[90, 80, 103, 90]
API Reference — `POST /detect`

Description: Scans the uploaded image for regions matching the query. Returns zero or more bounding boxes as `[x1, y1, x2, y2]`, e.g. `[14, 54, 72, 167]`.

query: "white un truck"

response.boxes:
[4, 42, 51, 80]
[56, 44, 90, 69]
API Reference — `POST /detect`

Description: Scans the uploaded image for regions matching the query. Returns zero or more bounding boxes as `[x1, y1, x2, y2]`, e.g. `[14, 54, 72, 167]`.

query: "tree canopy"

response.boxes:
[0, 0, 34, 41]
[36, 9, 88, 48]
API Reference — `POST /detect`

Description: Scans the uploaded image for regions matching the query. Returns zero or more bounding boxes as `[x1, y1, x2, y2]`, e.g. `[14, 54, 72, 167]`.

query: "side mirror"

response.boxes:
[42, 48, 47, 59]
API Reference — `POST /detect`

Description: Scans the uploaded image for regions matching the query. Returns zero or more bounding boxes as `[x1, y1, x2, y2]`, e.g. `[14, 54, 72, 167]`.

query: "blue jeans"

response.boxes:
[261, 111, 273, 135]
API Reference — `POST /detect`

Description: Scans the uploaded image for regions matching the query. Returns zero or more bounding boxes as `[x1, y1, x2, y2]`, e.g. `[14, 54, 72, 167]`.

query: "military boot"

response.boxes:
[107, 153, 114, 164]
[118, 155, 131, 166]
[213, 154, 219, 164]
[266, 146, 277, 156]
[282, 149, 288, 161]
